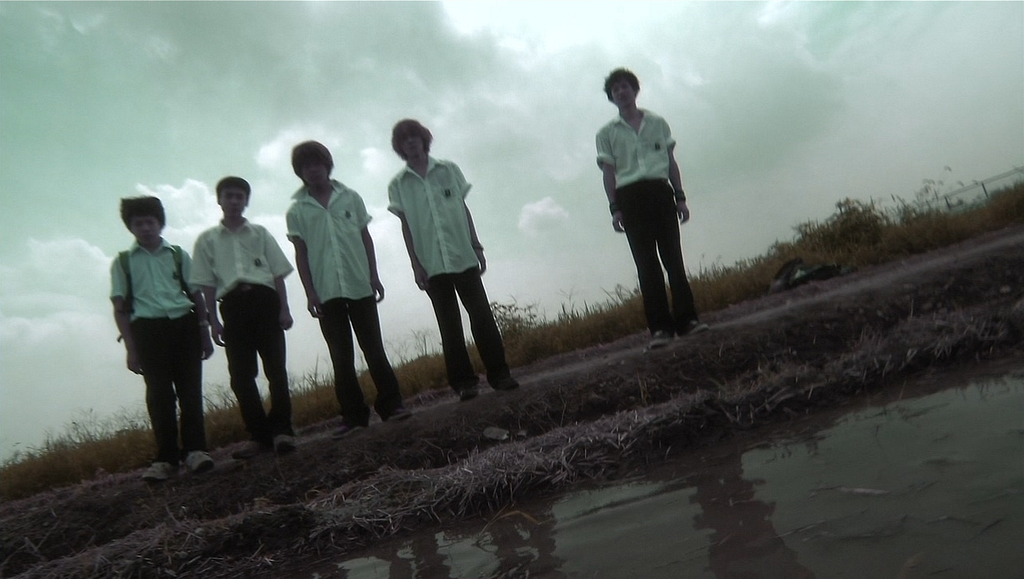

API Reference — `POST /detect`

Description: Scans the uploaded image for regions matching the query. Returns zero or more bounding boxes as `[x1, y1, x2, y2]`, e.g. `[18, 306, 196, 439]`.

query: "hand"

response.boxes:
[677, 200, 690, 224]
[200, 330, 215, 360]
[413, 264, 430, 292]
[475, 247, 487, 275]
[126, 349, 143, 375]
[279, 309, 294, 330]
[371, 278, 385, 303]
[210, 320, 226, 347]
[307, 295, 324, 318]
[612, 211, 625, 233]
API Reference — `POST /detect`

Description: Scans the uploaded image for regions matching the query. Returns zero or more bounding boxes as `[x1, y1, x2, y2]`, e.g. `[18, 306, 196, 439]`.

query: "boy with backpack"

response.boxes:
[111, 196, 216, 482]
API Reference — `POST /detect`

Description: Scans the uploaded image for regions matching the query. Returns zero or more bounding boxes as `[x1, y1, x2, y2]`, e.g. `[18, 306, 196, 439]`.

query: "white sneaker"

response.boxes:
[141, 461, 176, 482]
[648, 330, 673, 350]
[185, 451, 214, 474]
[273, 434, 296, 454]
[683, 320, 710, 335]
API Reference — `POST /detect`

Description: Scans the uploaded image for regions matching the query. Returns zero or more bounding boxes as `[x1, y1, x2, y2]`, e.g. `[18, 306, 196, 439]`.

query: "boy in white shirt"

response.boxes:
[111, 196, 216, 481]
[286, 141, 411, 438]
[192, 176, 297, 458]
[596, 68, 709, 350]
[388, 119, 519, 401]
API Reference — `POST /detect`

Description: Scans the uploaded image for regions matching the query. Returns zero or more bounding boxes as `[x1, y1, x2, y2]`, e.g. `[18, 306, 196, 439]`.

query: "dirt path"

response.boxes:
[3, 225, 1022, 579]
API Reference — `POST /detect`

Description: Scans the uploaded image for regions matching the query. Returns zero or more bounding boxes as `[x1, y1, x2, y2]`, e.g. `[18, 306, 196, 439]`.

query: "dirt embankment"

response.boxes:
[3, 225, 1023, 579]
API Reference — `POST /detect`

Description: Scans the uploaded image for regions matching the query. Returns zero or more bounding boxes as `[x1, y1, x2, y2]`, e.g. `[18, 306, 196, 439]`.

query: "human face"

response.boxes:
[128, 215, 163, 250]
[399, 133, 426, 161]
[217, 187, 249, 220]
[300, 162, 331, 188]
[609, 79, 638, 108]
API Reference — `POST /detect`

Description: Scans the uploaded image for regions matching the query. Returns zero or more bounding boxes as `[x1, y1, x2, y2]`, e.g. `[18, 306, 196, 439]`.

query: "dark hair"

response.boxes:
[603, 68, 640, 102]
[216, 176, 251, 199]
[291, 141, 334, 179]
[120, 196, 165, 229]
[391, 119, 433, 161]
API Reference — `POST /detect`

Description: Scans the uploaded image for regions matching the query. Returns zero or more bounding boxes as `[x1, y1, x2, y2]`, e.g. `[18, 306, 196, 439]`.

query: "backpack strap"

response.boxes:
[168, 245, 190, 296]
[118, 250, 134, 313]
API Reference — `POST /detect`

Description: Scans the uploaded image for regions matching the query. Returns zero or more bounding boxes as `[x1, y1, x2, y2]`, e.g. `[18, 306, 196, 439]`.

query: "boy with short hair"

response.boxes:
[110, 196, 216, 482]
[285, 141, 411, 439]
[388, 119, 519, 401]
[596, 67, 709, 350]
[191, 176, 297, 459]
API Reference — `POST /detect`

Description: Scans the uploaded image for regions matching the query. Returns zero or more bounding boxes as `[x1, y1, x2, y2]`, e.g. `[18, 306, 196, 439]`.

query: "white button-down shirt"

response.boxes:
[387, 158, 479, 278]
[286, 180, 373, 301]
[191, 220, 293, 299]
[596, 108, 676, 187]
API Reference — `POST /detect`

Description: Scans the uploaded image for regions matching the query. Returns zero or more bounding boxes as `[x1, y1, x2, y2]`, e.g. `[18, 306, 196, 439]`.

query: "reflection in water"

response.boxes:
[322, 365, 1023, 579]
[689, 442, 815, 578]
[380, 531, 449, 579]
[333, 506, 564, 578]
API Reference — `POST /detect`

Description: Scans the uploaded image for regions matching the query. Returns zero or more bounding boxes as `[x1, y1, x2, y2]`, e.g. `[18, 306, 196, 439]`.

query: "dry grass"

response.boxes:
[16, 295, 1023, 579]
[2, 181, 1021, 502]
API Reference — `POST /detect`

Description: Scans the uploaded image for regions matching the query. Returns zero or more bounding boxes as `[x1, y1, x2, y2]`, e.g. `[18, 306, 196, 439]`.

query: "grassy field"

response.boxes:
[2, 181, 1021, 502]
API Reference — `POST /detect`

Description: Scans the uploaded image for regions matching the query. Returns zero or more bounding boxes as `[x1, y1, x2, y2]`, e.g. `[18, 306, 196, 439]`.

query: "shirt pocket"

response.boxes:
[330, 204, 364, 232]
[646, 138, 666, 154]
[432, 174, 460, 200]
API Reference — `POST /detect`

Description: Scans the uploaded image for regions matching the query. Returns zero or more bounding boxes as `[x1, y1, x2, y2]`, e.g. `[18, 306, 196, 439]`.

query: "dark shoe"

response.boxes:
[385, 407, 413, 422]
[459, 385, 480, 402]
[273, 434, 296, 454]
[331, 423, 364, 440]
[231, 440, 271, 460]
[648, 330, 673, 350]
[490, 376, 520, 391]
[682, 320, 710, 335]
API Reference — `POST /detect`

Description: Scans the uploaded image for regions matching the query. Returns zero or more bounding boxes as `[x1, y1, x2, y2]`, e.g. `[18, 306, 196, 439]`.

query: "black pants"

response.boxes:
[131, 311, 207, 464]
[617, 179, 700, 335]
[220, 284, 292, 446]
[426, 267, 512, 391]
[319, 297, 404, 426]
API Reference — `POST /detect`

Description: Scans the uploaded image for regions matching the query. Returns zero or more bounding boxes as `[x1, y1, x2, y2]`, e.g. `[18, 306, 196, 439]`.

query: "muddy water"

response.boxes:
[313, 362, 1024, 579]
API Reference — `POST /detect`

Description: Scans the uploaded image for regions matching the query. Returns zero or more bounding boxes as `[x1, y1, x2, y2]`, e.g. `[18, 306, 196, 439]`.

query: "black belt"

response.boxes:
[222, 283, 262, 301]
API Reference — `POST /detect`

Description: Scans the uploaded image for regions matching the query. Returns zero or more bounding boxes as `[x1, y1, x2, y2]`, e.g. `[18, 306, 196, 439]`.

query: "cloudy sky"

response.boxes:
[1, 1, 1021, 461]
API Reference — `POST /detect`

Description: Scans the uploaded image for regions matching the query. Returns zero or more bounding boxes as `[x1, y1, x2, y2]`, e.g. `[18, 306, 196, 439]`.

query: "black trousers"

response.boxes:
[131, 311, 207, 464]
[219, 284, 292, 446]
[426, 267, 512, 391]
[617, 179, 700, 335]
[319, 297, 404, 426]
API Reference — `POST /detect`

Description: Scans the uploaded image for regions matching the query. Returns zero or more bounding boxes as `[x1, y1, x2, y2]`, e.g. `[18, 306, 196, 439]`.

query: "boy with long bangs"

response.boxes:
[111, 196, 216, 482]
[595, 67, 709, 350]
[191, 176, 297, 459]
[286, 141, 411, 439]
[387, 119, 519, 402]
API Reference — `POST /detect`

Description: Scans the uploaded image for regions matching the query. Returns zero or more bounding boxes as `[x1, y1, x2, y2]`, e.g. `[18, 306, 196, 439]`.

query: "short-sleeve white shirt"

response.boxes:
[595, 109, 676, 187]
[286, 180, 373, 301]
[387, 158, 480, 278]
[191, 220, 293, 299]
[110, 239, 196, 321]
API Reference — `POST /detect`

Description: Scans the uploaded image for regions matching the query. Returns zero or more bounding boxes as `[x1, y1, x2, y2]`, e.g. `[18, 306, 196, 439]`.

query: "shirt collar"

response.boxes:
[613, 108, 647, 128]
[130, 238, 172, 255]
[292, 179, 345, 201]
[401, 156, 437, 179]
[216, 218, 251, 233]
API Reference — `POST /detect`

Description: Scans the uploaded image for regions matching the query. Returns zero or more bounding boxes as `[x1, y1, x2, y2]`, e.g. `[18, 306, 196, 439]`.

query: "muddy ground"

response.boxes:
[2, 225, 1023, 579]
